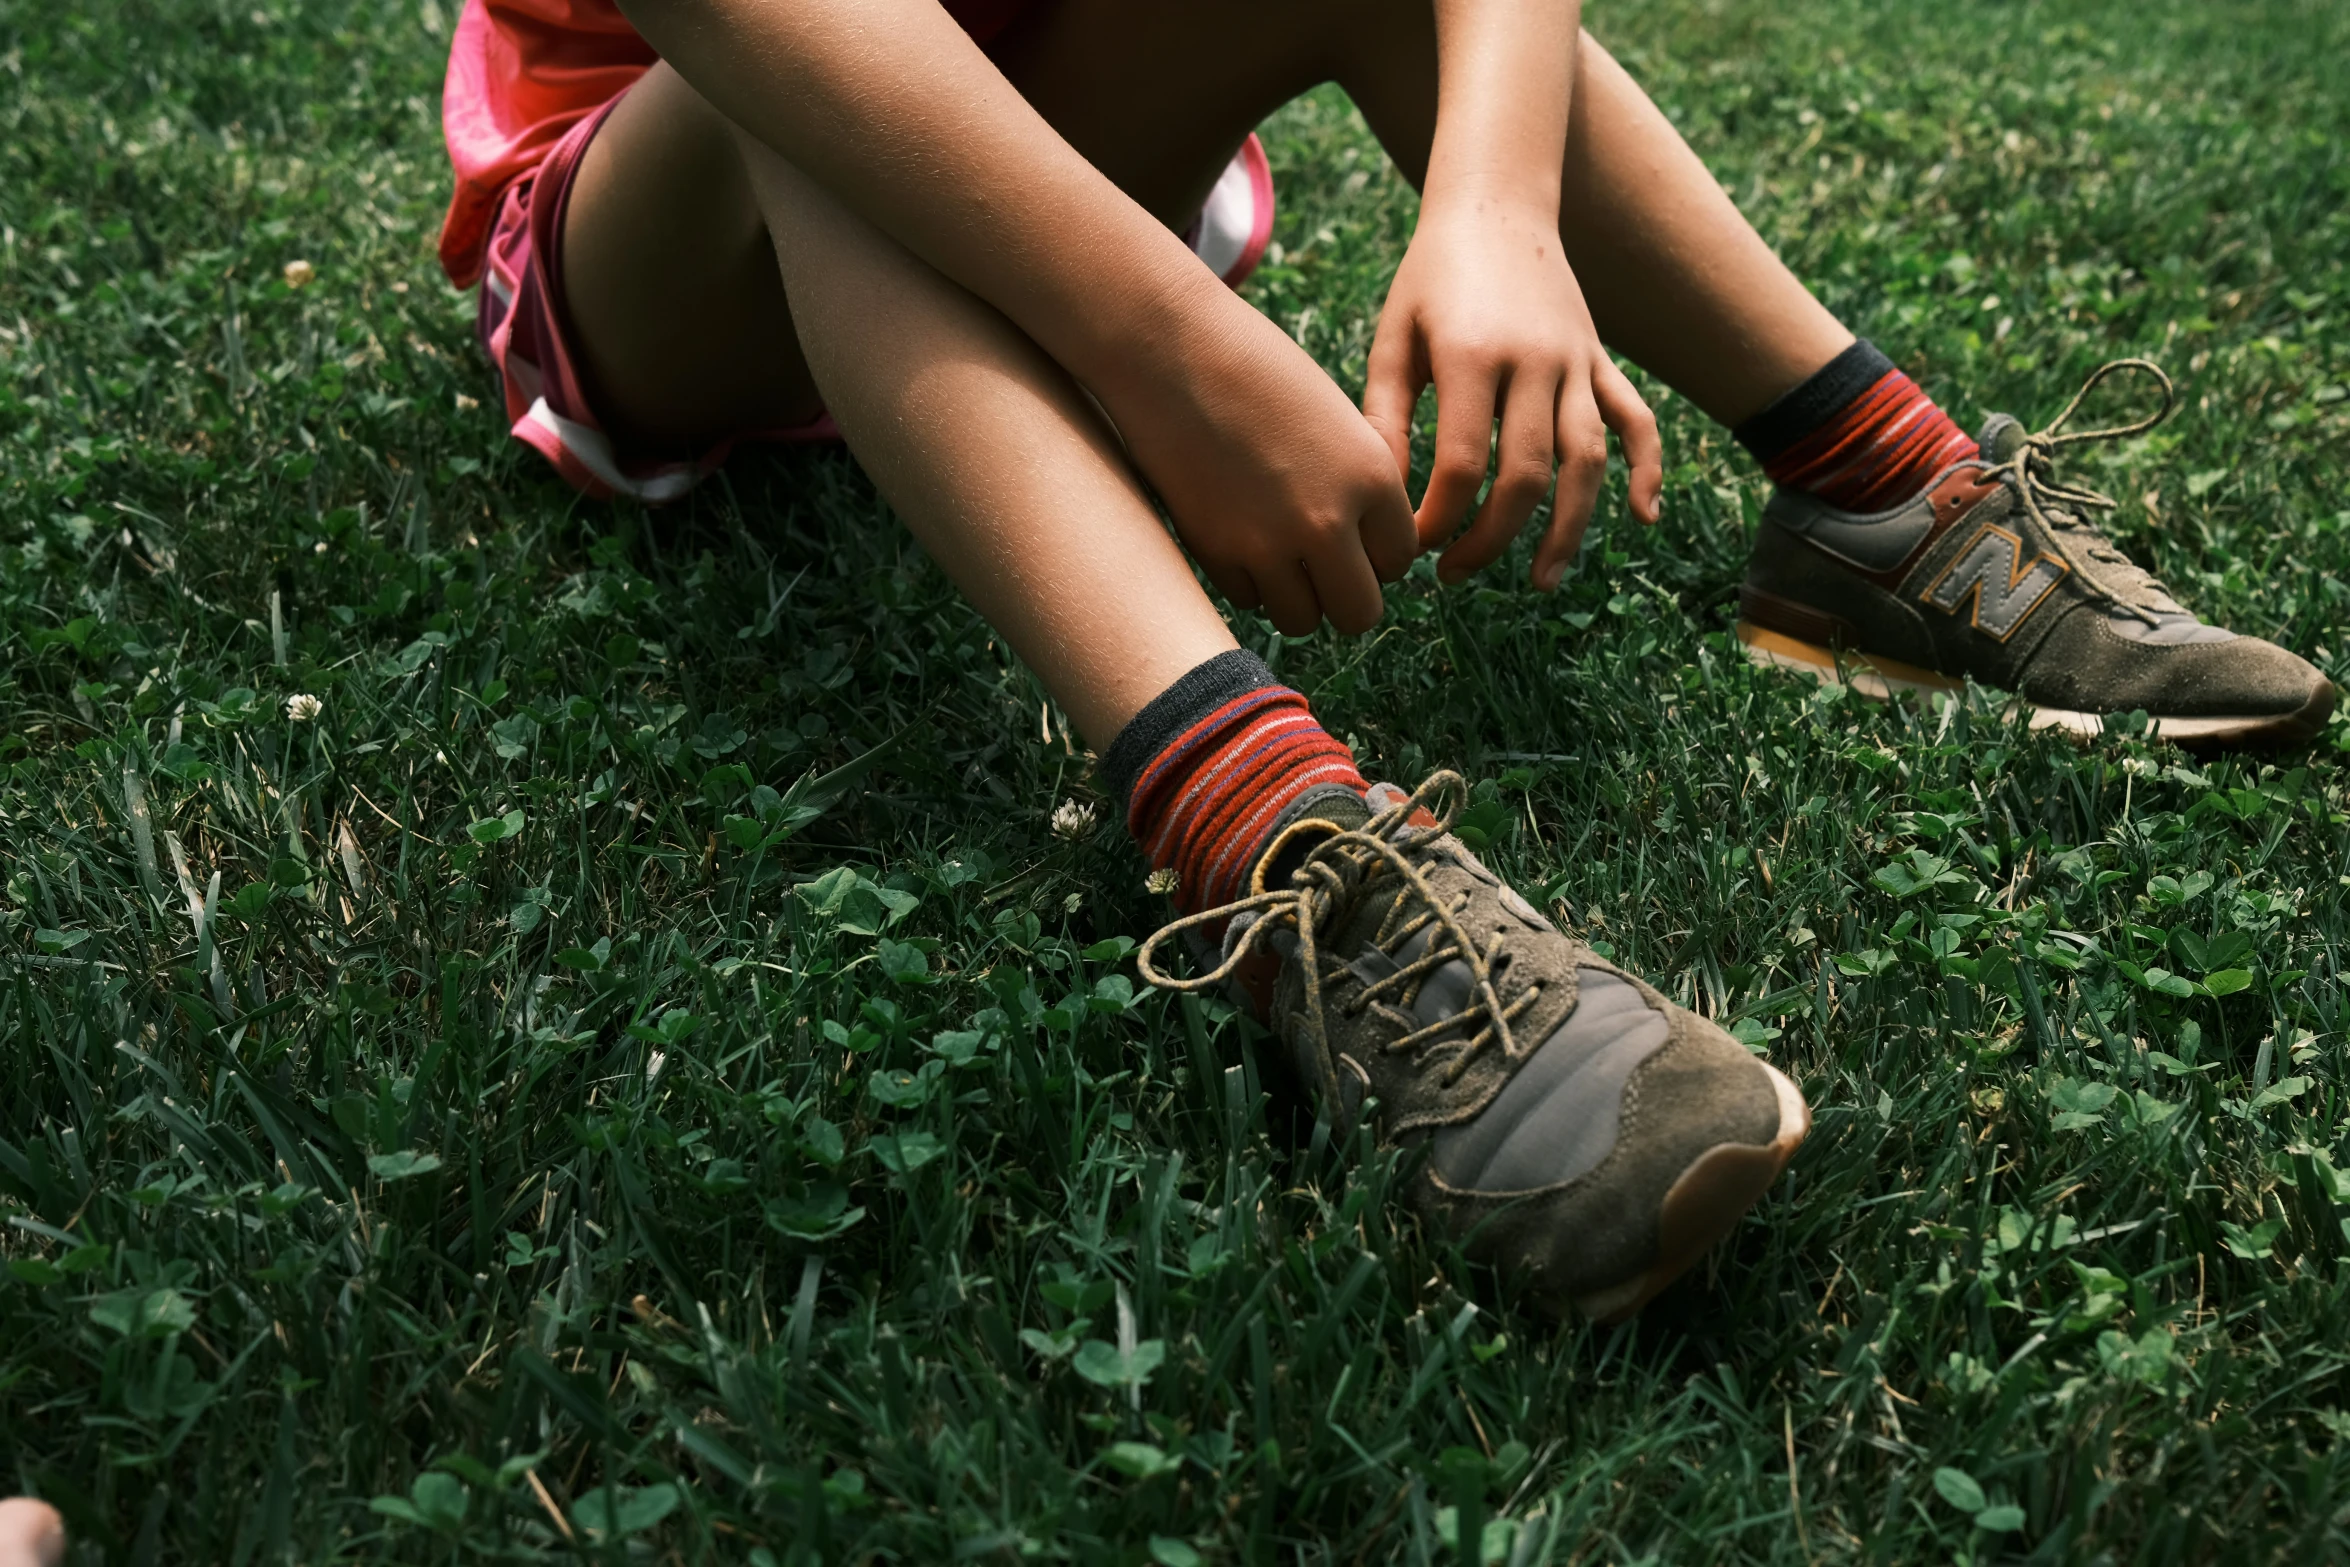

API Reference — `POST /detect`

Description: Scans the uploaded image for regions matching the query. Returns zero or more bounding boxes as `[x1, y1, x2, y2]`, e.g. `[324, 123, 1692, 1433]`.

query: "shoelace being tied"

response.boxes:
[1979, 357, 2180, 626]
[1137, 772, 1537, 1116]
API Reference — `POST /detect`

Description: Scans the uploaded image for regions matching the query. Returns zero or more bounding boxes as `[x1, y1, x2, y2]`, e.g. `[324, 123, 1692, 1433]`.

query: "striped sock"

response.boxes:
[1100, 650, 1366, 914]
[1735, 340, 1978, 515]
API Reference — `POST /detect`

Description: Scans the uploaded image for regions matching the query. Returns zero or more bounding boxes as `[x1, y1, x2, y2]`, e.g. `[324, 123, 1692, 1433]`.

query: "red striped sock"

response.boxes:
[1102, 652, 1366, 914]
[1736, 341, 1978, 515]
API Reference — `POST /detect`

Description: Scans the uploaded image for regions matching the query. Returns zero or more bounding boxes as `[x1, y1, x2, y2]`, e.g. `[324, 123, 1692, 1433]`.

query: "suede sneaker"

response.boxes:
[1737, 359, 2335, 748]
[1137, 773, 1809, 1322]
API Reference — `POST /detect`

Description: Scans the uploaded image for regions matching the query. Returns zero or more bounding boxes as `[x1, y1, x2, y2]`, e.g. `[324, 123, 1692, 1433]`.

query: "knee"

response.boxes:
[637, 63, 753, 174]
[602, 62, 766, 238]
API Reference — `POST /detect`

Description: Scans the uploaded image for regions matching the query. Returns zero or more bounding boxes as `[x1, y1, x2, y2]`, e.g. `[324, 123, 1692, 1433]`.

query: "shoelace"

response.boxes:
[1978, 357, 2178, 626]
[1136, 771, 1535, 1114]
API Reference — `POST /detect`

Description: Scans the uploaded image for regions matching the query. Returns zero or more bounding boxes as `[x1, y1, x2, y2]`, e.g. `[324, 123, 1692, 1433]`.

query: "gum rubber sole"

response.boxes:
[1737, 621, 2338, 750]
[1573, 1062, 1812, 1325]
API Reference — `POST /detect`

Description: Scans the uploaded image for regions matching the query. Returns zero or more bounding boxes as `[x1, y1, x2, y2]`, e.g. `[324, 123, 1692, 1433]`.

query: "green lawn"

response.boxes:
[5, 0, 2350, 1560]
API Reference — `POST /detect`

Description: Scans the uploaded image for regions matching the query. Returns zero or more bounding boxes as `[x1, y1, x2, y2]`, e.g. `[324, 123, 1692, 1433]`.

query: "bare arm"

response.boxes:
[1422, 0, 1575, 222]
[620, 0, 1221, 397]
[1363, 1, 1663, 589]
[621, 0, 1416, 634]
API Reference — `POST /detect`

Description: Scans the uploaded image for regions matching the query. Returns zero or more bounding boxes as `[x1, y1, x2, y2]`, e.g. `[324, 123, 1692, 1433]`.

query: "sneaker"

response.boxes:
[1736, 359, 2336, 747]
[1137, 773, 1809, 1322]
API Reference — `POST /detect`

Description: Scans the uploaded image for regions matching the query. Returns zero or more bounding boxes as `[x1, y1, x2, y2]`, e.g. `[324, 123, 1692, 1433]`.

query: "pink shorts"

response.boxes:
[476, 98, 1278, 504]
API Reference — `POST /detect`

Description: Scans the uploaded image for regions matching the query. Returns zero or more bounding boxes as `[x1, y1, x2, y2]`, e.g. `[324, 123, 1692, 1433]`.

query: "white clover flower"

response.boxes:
[285, 692, 322, 722]
[282, 258, 316, 288]
[645, 1050, 667, 1085]
[1145, 867, 1179, 896]
[1050, 798, 1097, 840]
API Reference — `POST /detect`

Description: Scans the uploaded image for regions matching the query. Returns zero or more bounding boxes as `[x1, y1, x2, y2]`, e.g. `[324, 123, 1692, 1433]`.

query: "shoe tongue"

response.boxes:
[1291, 785, 1371, 834]
[1976, 413, 2028, 462]
[1249, 785, 1371, 893]
[1972, 410, 2189, 615]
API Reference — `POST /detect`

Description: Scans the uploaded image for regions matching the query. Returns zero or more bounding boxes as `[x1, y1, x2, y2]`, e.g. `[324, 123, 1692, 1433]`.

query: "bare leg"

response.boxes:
[732, 130, 1238, 745]
[557, 55, 1243, 744]
[561, 1, 1336, 463]
[1340, 17, 1855, 427]
[560, 66, 825, 456]
[554, 7, 1348, 741]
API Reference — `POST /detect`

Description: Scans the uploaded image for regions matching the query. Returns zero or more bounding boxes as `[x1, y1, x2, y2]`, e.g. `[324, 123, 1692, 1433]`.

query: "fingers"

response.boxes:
[0, 1499, 64, 1567]
[1205, 561, 1263, 617]
[1414, 357, 1499, 553]
[1360, 313, 1423, 488]
[1439, 367, 1561, 584]
[1357, 470, 1419, 585]
[1207, 471, 1406, 636]
[1307, 523, 1390, 635]
[1213, 547, 1383, 638]
[1533, 385, 1609, 590]
[1359, 307, 1438, 582]
[1252, 558, 1327, 639]
[1596, 360, 1664, 526]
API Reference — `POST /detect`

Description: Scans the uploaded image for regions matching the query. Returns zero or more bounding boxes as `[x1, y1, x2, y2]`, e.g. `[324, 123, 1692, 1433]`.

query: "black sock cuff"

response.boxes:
[1098, 648, 1280, 814]
[1732, 338, 1896, 464]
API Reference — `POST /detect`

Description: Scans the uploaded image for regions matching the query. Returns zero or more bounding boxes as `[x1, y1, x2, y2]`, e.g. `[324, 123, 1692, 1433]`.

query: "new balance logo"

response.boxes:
[1920, 524, 2066, 640]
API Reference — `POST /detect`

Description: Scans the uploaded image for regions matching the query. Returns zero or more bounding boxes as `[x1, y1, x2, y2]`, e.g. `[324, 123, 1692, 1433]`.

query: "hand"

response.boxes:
[1362, 205, 1663, 590]
[1099, 277, 1419, 637]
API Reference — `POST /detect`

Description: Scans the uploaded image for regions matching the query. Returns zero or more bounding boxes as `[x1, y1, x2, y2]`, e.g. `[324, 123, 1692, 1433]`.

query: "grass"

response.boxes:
[3, 0, 2350, 1559]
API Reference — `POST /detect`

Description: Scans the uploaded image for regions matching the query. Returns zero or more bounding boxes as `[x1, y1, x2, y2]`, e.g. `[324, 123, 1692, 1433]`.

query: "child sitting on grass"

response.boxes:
[437, 0, 2330, 1316]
